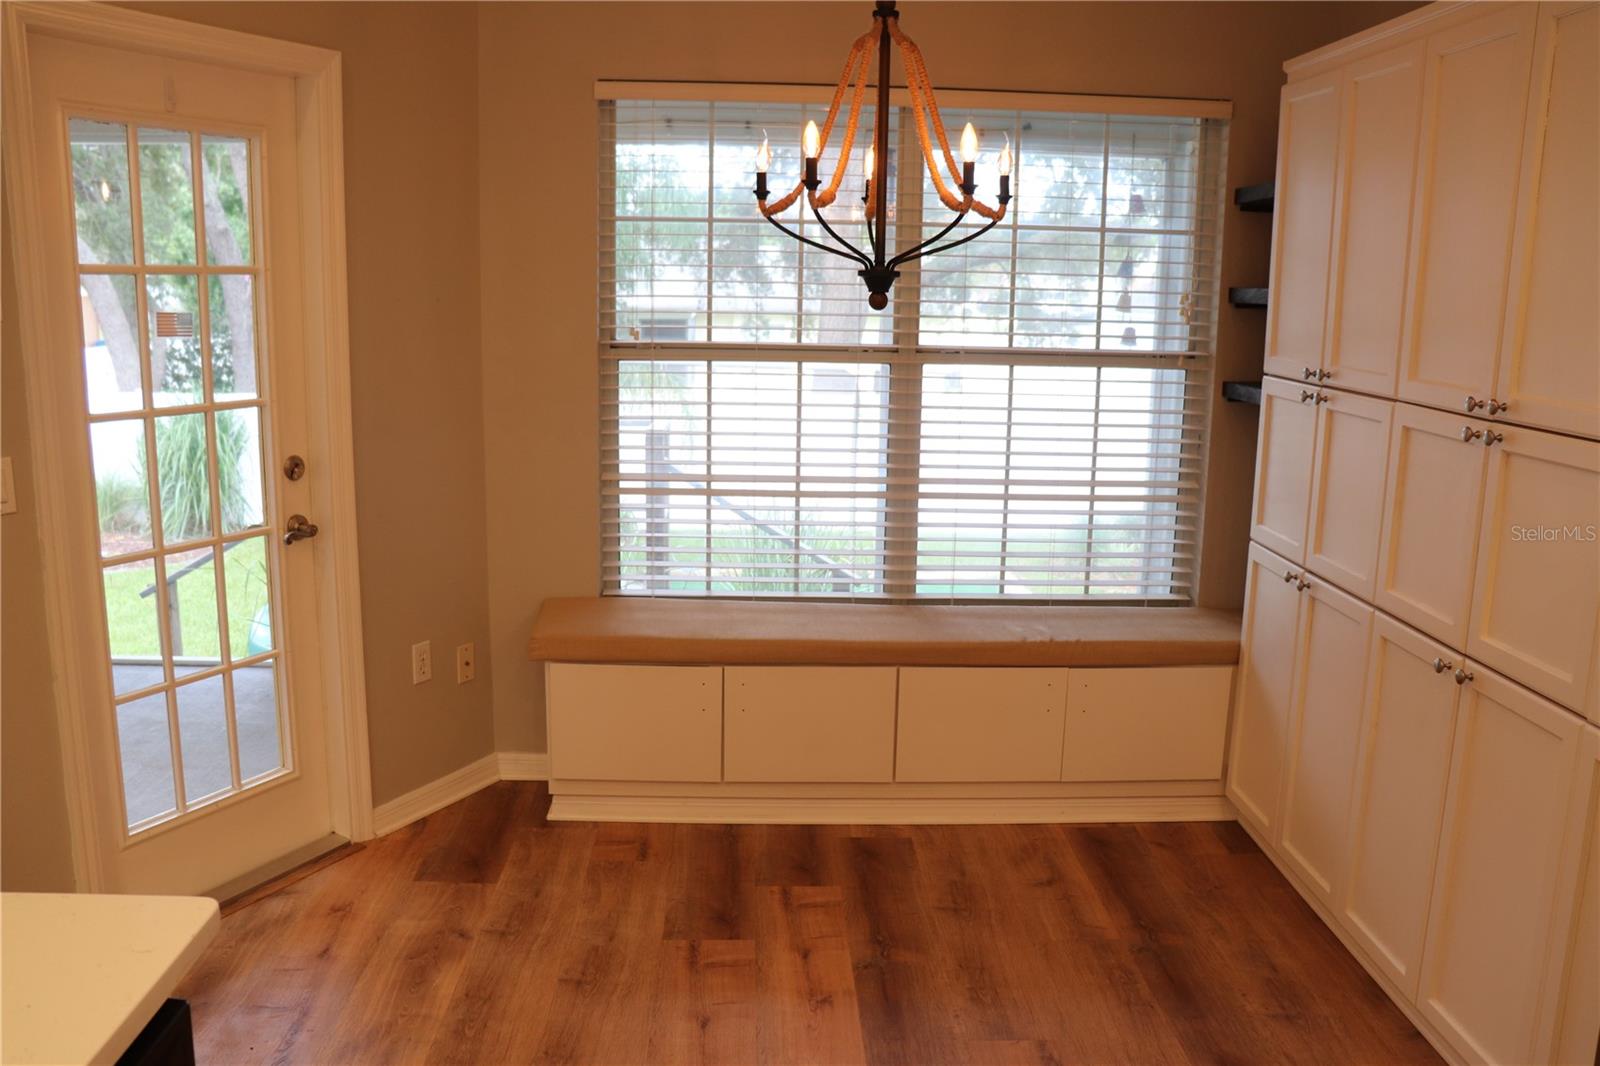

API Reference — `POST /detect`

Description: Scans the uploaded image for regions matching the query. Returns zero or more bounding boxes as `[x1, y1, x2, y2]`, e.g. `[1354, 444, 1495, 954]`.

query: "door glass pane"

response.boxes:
[218, 407, 265, 534]
[175, 675, 231, 802]
[224, 536, 273, 655]
[201, 135, 252, 266]
[208, 275, 259, 401]
[138, 127, 197, 265]
[164, 546, 223, 676]
[154, 413, 213, 543]
[90, 419, 152, 556]
[81, 274, 142, 414]
[70, 119, 134, 265]
[103, 558, 165, 695]
[116, 691, 176, 826]
[147, 275, 203, 406]
[235, 659, 282, 780]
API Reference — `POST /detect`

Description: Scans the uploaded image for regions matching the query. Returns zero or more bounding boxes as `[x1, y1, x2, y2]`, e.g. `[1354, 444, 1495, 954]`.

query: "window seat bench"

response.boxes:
[528, 598, 1244, 825]
[528, 597, 1243, 667]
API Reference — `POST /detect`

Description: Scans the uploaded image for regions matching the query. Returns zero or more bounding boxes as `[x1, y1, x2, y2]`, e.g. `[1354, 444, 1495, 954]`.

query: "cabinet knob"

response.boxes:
[1303, 367, 1317, 380]
[1488, 398, 1510, 415]
[1482, 430, 1504, 447]
[1314, 392, 1330, 405]
[1464, 395, 1488, 412]
[1432, 657, 1453, 674]
[1316, 369, 1333, 381]
[1282, 569, 1299, 583]
[1453, 667, 1474, 686]
[1460, 426, 1484, 443]
[1295, 577, 1311, 591]
[1299, 389, 1316, 404]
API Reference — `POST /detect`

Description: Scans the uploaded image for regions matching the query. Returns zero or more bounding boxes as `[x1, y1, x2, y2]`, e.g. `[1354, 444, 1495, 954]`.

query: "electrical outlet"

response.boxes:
[456, 642, 476, 684]
[411, 640, 432, 684]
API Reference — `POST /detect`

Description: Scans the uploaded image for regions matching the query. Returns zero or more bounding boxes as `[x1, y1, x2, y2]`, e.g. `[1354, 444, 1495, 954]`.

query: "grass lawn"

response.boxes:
[102, 536, 272, 660]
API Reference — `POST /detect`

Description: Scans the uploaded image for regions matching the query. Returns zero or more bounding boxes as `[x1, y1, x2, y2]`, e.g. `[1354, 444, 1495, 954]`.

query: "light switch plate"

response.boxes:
[456, 642, 475, 684]
[1, 457, 15, 515]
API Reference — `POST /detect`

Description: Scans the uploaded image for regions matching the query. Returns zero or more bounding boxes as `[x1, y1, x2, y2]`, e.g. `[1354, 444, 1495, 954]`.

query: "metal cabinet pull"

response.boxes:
[1303, 367, 1317, 380]
[1295, 577, 1311, 591]
[1464, 395, 1488, 412]
[1453, 667, 1474, 686]
[284, 514, 320, 545]
[1488, 399, 1510, 415]
[1282, 569, 1299, 583]
[1316, 368, 1332, 381]
[1300, 389, 1316, 403]
[1432, 657, 1453, 674]
[1314, 392, 1330, 405]
[1460, 426, 1484, 443]
[1482, 430, 1504, 447]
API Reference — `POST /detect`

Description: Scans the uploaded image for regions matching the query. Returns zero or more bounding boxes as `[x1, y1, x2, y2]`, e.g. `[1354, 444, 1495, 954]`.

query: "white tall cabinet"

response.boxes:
[1231, 4, 1600, 1064]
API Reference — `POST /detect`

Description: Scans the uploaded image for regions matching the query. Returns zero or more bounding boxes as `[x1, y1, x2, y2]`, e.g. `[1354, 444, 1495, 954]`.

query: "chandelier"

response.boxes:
[754, 0, 1012, 310]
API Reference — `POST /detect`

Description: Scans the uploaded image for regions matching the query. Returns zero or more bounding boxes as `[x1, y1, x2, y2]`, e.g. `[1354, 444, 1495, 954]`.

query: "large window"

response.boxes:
[600, 90, 1228, 603]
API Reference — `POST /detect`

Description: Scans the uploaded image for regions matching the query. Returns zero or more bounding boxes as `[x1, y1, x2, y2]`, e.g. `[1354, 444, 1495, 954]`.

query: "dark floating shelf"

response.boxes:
[1223, 381, 1263, 406]
[1234, 181, 1275, 212]
[1229, 286, 1268, 308]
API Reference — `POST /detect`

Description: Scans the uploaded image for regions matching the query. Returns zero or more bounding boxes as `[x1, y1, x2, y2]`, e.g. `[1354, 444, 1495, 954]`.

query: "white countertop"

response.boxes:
[1, 892, 220, 1065]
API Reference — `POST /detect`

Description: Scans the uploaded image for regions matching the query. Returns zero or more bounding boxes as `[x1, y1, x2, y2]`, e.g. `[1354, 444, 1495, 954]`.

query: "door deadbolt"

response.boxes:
[283, 454, 306, 481]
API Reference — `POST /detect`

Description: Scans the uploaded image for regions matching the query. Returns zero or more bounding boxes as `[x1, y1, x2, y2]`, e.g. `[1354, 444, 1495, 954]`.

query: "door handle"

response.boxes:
[284, 514, 320, 545]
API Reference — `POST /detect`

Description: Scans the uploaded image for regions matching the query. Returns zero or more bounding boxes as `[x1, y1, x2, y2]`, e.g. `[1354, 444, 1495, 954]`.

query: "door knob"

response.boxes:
[284, 514, 320, 545]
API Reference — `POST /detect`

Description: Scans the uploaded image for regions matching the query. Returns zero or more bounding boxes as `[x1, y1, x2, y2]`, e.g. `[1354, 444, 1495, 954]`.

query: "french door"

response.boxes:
[23, 31, 339, 894]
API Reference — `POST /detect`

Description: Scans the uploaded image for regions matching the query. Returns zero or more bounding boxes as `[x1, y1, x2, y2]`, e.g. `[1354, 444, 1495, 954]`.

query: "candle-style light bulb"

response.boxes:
[864, 143, 876, 181]
[959, 122, 979, 164]
[755, 131, 771, 174]
[803, 120, 821, 160]
[998, 135, 1013, 177]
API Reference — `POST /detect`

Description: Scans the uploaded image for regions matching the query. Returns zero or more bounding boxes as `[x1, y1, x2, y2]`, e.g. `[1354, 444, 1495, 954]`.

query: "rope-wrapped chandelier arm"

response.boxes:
[760, 23, 877, 218]
[888, 16, 1008, 223]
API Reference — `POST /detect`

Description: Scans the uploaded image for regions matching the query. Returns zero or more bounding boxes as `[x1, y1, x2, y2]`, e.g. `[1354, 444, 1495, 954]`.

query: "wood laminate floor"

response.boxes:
[178, 782, 1441, 1065]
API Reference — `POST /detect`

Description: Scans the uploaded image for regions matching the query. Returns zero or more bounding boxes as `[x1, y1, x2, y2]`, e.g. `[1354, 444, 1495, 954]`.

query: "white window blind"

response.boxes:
[600, 92, 1227, 603]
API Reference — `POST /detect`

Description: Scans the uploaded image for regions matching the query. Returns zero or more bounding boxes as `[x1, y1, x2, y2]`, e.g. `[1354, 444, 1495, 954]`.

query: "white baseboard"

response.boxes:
[371, 753, 501, 836]
[497, 751, 551, 780]
[547, 794, 1235, 825]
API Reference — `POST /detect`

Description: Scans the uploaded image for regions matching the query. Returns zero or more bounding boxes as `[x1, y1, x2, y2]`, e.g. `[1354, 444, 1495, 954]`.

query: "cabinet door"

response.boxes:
[896, 668, 1067, 782]
[1306, 389, 1393, 600]
[1226, 542, 1305, 834]
[1375, 404, 1489, 650]
[1264, 70, 1343, 383]
[1340, 614, 1461, 996]
[1496, 3, 1600, 440]
[1251, 376, 1318, 563]
[547, 664, 723, 782]
[1468, 427, 1600, 717]
[1277, 577, 1374, 906]
[1398, 5, 1538, 412]
[724, 667, 897, 782]
[1323, 41, 1425, 397]
[1060, 666, 1232, 782]
[1549, 727, 1599, 1066]
[1418, 664, 1586, 1066]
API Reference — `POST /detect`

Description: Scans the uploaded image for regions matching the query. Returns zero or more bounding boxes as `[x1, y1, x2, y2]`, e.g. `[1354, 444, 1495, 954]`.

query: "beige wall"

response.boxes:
[476, 0, 1421, 753]
[2, 1, 496, 889]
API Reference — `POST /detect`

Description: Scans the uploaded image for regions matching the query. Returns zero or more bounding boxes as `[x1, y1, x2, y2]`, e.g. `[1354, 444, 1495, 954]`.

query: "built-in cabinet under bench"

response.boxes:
[531, 598, 1241, 824]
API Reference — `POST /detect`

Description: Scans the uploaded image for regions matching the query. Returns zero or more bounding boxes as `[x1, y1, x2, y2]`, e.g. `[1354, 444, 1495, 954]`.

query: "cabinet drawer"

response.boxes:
[548, 664, 722, 782]
[1060, 666, 1232, 782]
[724, 667, 896, 782]
[896, 668, 1067, 782]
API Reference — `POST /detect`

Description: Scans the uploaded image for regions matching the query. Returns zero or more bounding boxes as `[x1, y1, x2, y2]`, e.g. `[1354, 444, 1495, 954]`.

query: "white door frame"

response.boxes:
[2, 1, 374, 891]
